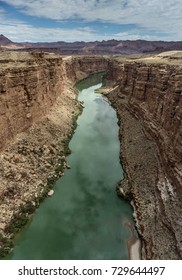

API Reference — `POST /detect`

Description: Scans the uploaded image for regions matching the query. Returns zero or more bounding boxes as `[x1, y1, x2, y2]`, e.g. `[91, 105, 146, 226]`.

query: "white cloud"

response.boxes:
[1, 0, 182, 41]
[0, 21, 110, 42]
[0, 21, 165, 43]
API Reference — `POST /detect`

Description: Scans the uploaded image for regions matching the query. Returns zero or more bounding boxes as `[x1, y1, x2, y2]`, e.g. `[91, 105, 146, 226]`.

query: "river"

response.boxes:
[8, 73, 135, 260]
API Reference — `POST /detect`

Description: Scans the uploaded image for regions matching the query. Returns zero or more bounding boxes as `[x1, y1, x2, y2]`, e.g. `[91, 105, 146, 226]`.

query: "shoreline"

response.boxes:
[99, 88, 142, 260]
[124, 219, 141, 260]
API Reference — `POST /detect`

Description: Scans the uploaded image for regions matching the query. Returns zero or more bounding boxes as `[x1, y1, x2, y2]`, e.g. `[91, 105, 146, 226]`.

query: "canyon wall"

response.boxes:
[105, 58, 182, 259]
[0, 53, 107, 151]
[0, 55, 62, 151]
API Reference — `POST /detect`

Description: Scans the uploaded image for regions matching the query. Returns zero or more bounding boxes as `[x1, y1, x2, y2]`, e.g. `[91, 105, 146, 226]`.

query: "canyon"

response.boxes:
[0, 50, 181, 259]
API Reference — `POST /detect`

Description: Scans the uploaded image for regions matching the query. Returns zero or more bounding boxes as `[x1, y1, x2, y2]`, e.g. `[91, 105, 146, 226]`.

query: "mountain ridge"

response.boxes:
[1, 34, 182, 54]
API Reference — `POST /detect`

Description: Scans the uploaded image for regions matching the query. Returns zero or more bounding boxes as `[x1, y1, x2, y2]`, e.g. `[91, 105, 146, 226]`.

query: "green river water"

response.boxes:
[8, 73, 134, 260]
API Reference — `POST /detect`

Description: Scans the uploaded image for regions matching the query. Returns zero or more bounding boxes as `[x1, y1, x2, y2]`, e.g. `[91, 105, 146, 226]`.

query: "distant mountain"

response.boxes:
[0, 34, 24, 49]
[20, 39, 182, 54]
[1, 34, 182, 54]
[0, 34, 14, 45]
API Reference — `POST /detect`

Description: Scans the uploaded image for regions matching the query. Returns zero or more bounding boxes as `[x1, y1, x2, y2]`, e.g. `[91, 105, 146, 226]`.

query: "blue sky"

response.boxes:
[0, 0, 182, 42]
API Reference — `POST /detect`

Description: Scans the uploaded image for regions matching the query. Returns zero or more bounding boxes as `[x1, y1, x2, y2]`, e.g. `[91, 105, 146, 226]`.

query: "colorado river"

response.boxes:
[8, 73, 135, 260]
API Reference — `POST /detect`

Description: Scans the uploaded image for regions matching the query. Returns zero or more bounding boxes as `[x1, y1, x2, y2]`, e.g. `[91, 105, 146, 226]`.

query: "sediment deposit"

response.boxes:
[0, 51, 107, 256]
[104, 52, 182, 259]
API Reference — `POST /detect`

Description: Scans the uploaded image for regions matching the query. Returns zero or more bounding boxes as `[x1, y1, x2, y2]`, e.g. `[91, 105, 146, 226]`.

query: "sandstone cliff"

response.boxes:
[0, 52, 107, 151]
[105, 53, 182, 259]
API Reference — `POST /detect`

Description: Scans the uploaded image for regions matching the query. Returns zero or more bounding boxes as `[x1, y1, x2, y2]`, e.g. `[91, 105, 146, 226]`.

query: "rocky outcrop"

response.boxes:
[0, 55, 62, 150]
[105, 58, 182, 259]
[0, 52, 107, 257]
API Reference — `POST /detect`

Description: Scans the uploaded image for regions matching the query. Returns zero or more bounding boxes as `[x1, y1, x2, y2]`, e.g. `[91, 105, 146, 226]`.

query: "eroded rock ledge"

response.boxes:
[0, 52, 108, 257]
[104, 55, 182, 259]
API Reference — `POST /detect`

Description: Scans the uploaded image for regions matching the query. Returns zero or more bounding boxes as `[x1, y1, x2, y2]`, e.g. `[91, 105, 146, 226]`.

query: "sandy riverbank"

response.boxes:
[124, 219, 141, 260]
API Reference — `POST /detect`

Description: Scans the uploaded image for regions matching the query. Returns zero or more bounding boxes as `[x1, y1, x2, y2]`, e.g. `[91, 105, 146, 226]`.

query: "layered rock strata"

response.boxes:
[105, 57, 182, 259]
[0, 52, 107, 257]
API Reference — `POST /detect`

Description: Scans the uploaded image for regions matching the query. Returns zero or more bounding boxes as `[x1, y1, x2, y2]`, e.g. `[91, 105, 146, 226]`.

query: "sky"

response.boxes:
[0, 0, 182, 42]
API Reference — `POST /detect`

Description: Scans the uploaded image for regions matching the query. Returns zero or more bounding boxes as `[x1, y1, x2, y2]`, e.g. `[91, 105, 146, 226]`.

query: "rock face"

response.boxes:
[105, 57, 182, 259]
[0, 54, 61, 150]
[0, 52, 108, 257]
[0, 53, 107, 151]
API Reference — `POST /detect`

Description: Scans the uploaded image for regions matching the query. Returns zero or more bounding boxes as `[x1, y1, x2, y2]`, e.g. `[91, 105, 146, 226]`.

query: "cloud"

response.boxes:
[0, 16, 154, 43]
[0, 17, 111, 42]
[1, 0, 182, 41]
[0, 20, 166, 43]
